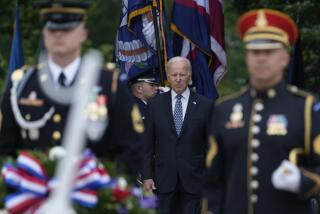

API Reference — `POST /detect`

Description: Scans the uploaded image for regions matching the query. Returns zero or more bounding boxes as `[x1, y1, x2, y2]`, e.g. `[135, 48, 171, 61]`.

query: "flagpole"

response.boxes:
[151, 0, 165, 86]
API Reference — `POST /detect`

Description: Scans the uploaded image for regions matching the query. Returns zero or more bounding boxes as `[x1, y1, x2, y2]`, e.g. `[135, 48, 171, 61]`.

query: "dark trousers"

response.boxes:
[157, 178, 201, 214]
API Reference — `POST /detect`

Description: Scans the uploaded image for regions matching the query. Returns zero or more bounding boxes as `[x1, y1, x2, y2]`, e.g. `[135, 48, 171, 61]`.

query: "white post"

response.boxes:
[36, 50, 103, 214]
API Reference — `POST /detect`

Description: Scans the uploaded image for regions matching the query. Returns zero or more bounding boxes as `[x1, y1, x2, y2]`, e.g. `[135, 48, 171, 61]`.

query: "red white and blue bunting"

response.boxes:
[1, 150, 111, 214]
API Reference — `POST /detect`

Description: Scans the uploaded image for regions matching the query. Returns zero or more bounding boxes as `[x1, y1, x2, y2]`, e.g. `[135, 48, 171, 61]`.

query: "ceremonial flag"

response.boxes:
[171, 0, 226, 99]
[116, 0, 172, 80]
[8, 3, 24, 74]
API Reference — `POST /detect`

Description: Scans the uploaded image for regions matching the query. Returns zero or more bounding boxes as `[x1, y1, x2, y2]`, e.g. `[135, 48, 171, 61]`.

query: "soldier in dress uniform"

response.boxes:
[203, 9, 320, 214]
[129, 69, 159, 120]
[0, 1, 144, 176]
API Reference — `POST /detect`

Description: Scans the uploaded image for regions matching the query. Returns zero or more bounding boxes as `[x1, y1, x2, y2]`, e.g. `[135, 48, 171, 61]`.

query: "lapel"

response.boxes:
[179, 91, 197, 138]
[164, 91, 178, 136]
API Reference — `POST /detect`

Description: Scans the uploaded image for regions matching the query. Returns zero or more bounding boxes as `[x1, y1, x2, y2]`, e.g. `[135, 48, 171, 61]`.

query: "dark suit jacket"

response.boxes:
[143, 89, 213, 194]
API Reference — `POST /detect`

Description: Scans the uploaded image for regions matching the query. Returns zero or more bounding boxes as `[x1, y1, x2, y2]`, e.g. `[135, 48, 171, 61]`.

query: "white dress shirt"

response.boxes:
[171, 88, 190, 120]
[48, 57, 81, 86]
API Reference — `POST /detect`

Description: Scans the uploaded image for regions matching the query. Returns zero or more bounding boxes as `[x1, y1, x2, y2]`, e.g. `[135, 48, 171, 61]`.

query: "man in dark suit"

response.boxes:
[0, 1, 144, 177]
[143, 56, 213, 214]
[129, 70, 159, 120]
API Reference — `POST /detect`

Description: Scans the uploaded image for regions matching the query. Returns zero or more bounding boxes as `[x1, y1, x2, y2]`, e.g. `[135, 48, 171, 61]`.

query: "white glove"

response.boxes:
[158, 86, 170, 93]
[142, 14, 156, 49]
[271, 160, 301, 193]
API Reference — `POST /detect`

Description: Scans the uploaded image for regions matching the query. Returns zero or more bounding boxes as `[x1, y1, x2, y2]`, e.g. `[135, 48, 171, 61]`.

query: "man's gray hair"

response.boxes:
[166, 56, 192, 75]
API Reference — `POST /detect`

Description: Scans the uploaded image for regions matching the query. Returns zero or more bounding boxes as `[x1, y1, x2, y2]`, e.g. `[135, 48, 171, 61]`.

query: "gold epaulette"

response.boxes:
[287, 85, 315, 99]
[216, 86, 248, 105]
[11, 65, 28, 82]
[11, 65, 40, 83]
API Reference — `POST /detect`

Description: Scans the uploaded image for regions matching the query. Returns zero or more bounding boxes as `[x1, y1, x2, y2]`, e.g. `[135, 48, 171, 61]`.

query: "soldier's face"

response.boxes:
[246, 48, 289, 89]
[166, 61, 191, 94]
[140, 82, 158, 100]
[43, 23, 87, 58]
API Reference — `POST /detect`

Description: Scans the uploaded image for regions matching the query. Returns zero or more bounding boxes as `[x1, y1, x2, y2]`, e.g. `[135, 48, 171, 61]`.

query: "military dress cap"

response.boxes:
[34, 0, 91, 30]
[130, 69, 159, 85]
[237, 9, 298, 50]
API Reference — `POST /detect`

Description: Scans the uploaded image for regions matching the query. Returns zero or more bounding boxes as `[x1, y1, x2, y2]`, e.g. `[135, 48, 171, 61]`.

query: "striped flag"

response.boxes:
[171, 0, 226, 99]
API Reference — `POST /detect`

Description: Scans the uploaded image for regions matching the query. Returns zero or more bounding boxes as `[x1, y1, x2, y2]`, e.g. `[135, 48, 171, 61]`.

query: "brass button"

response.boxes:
[25, 114, 31, 120]
[254, 103, 264, 111]
[251, 180, 259, 189]
[251, 153, 259, 162]
[267, 89, 276, 98]
[252, 139, 260, 148]
[53, 114, 62, 123]
[250, 166, 259, 176]
[253, 114, 262, 123]
[52, 131, 61, 140]
[252, 126, 260, 134]
[251, 194, 258, 203]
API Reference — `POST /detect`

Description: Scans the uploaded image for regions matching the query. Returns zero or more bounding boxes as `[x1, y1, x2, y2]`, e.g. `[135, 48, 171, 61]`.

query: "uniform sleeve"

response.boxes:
[142, 98, 155, 180]
[0, 81, 21, 156]
[202, 104, 224, 214]
[298, 100, 320, 198]
[95, 72, 144, 178]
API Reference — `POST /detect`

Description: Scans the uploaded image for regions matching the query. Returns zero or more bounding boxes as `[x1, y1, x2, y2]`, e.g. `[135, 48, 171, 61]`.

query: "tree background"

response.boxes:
[0, 0, 319, 96]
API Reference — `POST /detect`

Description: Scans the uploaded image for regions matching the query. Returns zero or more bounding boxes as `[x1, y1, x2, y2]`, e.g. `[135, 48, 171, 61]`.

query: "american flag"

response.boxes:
[172, 0, 226, 99]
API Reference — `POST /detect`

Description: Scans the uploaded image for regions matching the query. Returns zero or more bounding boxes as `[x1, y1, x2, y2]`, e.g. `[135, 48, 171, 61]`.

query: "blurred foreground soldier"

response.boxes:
[0, 1, 144, 176]
[203, 9, 320, 214]
[130, 70, 159, 120]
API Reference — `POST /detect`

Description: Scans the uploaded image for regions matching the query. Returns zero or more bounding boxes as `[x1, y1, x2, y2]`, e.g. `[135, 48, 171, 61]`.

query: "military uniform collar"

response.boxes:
[48, 57, 81, 86]
[250, 81, 286, 99]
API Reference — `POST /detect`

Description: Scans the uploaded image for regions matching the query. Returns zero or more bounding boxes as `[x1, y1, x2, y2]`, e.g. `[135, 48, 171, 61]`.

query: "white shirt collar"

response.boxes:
[48, 57, 81, 86]
[171, 87, 190, 119]
[171, 87, 190, 100]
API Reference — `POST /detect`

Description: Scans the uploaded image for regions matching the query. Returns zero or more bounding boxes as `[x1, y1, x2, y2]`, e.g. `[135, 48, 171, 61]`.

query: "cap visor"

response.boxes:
[245, 42, 284, 50]
[45, 21, 80, 30]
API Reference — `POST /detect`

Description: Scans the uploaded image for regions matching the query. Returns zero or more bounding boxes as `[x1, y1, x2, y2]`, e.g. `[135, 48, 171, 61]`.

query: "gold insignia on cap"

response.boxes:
[11, 68, 24, 82]
[206, 136, 218, 168]
[313, 135, 320, 155]
[256, 10, 268, 27]
[131, 105, 144, 133]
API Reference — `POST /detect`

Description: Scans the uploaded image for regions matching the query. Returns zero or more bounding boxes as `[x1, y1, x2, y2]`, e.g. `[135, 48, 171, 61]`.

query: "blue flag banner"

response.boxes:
[8, 4, 24, 74]
[116, 0, 172, 79]
[171, 0, 226, 99]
